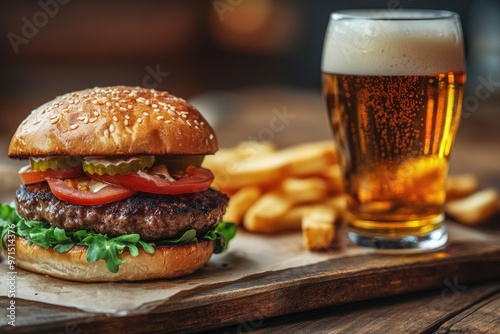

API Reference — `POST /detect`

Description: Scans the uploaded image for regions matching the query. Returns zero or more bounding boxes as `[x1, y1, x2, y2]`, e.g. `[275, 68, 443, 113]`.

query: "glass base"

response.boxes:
[347, 224, 448, 253]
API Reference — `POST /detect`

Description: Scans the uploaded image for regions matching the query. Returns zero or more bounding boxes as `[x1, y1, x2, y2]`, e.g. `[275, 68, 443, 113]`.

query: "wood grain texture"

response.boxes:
[2, 240, 500, 334]
[435, 291, 500, 334]
[209, 281, 500, 334]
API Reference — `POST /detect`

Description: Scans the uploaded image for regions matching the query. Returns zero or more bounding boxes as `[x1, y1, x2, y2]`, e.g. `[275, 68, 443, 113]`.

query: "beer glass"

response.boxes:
[321, 10, 465, 251]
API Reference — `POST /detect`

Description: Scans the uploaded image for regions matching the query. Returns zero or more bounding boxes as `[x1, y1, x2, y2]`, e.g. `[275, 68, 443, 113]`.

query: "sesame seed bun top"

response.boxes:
[8, 86, 218, 158]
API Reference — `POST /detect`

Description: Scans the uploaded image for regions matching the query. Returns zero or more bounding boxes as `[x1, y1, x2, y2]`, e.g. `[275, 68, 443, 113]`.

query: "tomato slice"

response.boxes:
[88, 166, 214, 194]
[19, 165, 85, 185]
[46, 177, 136, 206]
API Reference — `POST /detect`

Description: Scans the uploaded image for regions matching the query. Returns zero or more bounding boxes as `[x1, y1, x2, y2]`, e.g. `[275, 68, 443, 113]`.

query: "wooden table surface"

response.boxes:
[0, 88, 499, 333]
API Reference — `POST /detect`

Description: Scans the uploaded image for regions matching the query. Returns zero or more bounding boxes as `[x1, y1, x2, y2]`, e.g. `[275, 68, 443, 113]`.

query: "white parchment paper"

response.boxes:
[0, 223, 492, 315]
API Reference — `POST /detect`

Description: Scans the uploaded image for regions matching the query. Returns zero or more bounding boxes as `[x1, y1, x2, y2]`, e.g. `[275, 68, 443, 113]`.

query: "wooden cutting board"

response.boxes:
[2, 221, 499, 334]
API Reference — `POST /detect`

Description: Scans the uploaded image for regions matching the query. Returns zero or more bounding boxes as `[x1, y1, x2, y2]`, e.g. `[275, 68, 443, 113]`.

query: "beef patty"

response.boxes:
[16, 183, 228, 241]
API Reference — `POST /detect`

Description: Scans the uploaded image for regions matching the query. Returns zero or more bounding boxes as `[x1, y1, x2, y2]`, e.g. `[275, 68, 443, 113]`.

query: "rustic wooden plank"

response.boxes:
[434, 291, 500, 334]
[3, 241, 500, 333]
[209, 281, 500, 334]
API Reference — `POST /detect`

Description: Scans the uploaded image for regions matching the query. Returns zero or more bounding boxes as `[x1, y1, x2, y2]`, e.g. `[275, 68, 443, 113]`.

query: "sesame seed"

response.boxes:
[70, 124, 79, 130]
[93, 111, 99, 116]
[123, 89, 130, 93]
[157, 116, 164, 120]
[167, 110, 176, 116]
[194, 125, 199, 130]
[119, 107, 127, 112]
[145, 100, 151, 106]
[77, 108, 83, 112]
[33, 119, 41, 125]
[104, 129, 110, 138]
[186, 120, 191, 126]
[113, 116, 118, 122]
[200, 121, 205, 125]
[50, 118, 59, 124]
[63, 108, 70, 113]
[51, 115, 59, 120]
[124, 120, 129, 126]
[165, 120, 171, 124]
[127, 105, 133, 110]
[137, 97, 146, 103]
[154, 108, 160, 113]
[22, 119, 28, 125]
[119, 99, 126, 103]
[152, 104, 158, 108]
[137, 118, 143, 123]
[106, 102, 112, 107]
[83, 117, 89, 124]
[115, 102, 120, 108]
[109, 124, 115, 133]
[143, 112, 149, 117]
[92, 100, 98, 104]
[181, 114, 187, 118]
[209, 134, 214, 140]
[89, 117, 97, 123]
[194, 120, 199, 125]
[125, 115, 130, 120]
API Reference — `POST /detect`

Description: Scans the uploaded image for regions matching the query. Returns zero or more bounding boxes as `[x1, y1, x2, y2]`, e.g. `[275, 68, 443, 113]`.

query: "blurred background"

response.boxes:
[0, 0, 499, 180]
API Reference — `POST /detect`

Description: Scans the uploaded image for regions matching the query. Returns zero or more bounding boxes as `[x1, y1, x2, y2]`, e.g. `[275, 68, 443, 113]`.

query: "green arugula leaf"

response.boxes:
[156, 229, 198, 246]
[0, 204, 19, 249]
[86, 234, 104, 263]
[54, 242, 74, 253]
[138, 240, 154, 254]
[210, 222, 237, 254]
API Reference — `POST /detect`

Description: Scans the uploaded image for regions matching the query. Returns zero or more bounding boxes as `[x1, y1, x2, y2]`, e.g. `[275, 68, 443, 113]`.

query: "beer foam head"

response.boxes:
[321, 10, 465, 75]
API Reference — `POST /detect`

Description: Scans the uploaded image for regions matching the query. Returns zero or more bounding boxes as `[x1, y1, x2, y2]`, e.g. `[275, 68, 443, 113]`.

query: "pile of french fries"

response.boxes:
[203, 141, 500, 250]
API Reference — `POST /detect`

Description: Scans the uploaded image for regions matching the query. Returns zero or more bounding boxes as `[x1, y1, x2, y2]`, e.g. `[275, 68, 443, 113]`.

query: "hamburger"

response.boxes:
[0, 86, 235, 282]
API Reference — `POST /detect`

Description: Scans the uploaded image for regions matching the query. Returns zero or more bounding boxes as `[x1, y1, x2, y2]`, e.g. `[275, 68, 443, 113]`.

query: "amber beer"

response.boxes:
[321, 10, 466, 251]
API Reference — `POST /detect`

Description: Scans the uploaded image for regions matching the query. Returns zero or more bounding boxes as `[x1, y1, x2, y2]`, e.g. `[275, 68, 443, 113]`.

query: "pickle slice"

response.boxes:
[83, 156, 155, 176]
[30, 156, 82, 172]
[155, 155, 205, 173]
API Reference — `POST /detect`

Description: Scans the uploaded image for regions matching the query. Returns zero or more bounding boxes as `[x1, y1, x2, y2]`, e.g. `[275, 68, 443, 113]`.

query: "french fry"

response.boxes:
[204, 141, 276, 190]
[302, 206, 336, 250]
[446, 174, 479, 201]
[280, 141, 337, 176]
[320, 164, 344, 195]
[222, 186, 261, 225]
[204, 141, 337, 192]
[446, 188, 499, 224]
[243, 191, 295, 233]
[280, 177, 329, 204]
[274, 203, 330, 230]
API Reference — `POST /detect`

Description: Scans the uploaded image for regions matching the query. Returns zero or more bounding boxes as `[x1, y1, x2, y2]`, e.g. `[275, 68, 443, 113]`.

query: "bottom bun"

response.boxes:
[10, 237, 214, 282]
